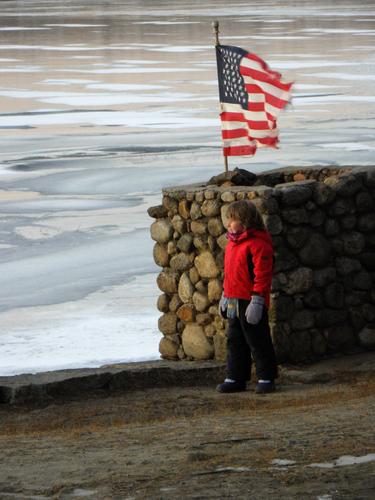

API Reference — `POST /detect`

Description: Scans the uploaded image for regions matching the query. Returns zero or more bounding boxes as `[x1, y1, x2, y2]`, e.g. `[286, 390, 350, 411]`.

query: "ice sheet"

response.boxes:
[0, 274, 160, 376]
[0, 109, 218, 128]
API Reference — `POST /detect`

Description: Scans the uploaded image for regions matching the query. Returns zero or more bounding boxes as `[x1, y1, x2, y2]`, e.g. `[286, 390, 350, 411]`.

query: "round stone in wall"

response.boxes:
[167, 240, 177, 255]
[335, 257, 361, 275]
[177, 303, 195, 322]
[178, 272, 195, 303]
[313, 182, 335, 206]
[178, 199, 190, 219]
[159, 336, 179, 360]
[189, 266, 200, 284]
[169, 294, 182, 312]
[208, 279, 223, 303]
[157, 294, 170, 313]
[220, 204, 230, 228]
[313, 267, 336, 288]
[282, 267, 313, 294]
[277, 183, 312, 206]
[299, 233, 331, 268]
[194, 251, 220, 278]
[217, 233, 228, 250]
[193, 291, 209, 312]
[358, 324, 375, 348]
[221, 191, 236, 203]
[182, 324, 214, 360]
[150, 219, 173, 243]
[170, 252, 193, 272]
[341, 231, 365, 255]
[208, 217, 224, 237]
[177, 233, 193, 253]
[153, 243, 169, 268]
[286, 226, 309, 249]
[202, 199, 221, 217]
[324, 283, 345, 309]
[195, 280, 207, 294]
[264, 214, 283, 235]
[358, 213, 375, 233]
[148, 204, 167, 218]
[352, 270, 372, 290]
[332, 174, 362, 197]
[158, 312, 178, 335]
[157, 270, 179, 294]
[190, 220, 207, 235]
[291, 310, 315, 330]
[193, 235, 207, 251]
[171, 214, 186, 234]
[281, 207, 309, 225]
[163, 196, 178, 214]
[190, 201, 202, 220]
[325, 324, 355, 350]
[213, 330, 227, 362]
[356, 191, 373, 212]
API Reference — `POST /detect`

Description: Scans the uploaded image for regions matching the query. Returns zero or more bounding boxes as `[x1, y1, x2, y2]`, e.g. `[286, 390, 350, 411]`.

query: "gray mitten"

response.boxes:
[218, 295, 228, 319]
[245, 295, 265, 325]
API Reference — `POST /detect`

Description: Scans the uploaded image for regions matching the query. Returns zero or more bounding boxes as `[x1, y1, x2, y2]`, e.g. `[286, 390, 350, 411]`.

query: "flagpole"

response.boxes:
[212, 20, 229, 174]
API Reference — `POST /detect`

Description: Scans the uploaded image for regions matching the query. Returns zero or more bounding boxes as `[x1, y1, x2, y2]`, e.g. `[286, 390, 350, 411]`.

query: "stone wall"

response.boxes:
[148, 166, 375, 364]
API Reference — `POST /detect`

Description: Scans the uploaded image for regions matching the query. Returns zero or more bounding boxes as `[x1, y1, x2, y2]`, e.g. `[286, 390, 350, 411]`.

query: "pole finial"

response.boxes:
[212, 20, 228, 173]
[212, 20, 220, 46]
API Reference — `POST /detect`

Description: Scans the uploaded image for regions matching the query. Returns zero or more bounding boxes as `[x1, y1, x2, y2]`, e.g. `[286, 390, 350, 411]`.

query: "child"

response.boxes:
[217, 200, 278, 394]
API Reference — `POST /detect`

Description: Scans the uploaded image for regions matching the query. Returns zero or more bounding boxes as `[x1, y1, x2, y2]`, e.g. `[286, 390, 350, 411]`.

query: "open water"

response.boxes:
[0, 0, 374, 374]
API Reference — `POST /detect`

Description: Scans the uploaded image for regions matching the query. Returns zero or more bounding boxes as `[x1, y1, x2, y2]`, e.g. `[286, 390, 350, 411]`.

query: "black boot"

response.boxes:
[255, 381, 275, 394]
[217, 380, 246, 393]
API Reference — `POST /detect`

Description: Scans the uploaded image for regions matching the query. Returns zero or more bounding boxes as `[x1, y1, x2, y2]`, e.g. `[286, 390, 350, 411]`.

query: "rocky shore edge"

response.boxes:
[1, 351, 374, 406]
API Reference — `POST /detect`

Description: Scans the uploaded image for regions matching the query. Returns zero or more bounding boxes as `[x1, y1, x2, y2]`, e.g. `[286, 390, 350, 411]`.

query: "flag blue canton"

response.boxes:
[216, 45, 248, 109]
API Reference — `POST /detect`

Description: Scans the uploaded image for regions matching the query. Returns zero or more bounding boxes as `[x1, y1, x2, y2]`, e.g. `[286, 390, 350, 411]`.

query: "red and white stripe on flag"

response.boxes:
[220, 51, 293, 157]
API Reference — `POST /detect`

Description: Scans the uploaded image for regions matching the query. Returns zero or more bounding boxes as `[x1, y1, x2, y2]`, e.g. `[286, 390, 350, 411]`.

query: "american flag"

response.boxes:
[215, 45, 293, 156]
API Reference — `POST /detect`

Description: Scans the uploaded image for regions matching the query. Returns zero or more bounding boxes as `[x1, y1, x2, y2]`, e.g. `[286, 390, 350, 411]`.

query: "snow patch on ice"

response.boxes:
[270, 61, 363, 69]
[41, 79, 98, 85]
[307, 72, 375, 81]
[1, 66, 42, 73]
[317, 142, 375, 152]
[0, 27, 49, 31]
[310, 454, 375, 468]
[70, 489, 98, 498]
[0, 89, 210, 107]
[86, 83, 169, 91]
[58, 67, 204, 74]
[0, 44, 133, 52]
[133, 21, 201, 25]
[294, 95, 375, 105]
[45, 24, 107, 28]
[271, 459, 296, 466]
[146, 45, 210, 52]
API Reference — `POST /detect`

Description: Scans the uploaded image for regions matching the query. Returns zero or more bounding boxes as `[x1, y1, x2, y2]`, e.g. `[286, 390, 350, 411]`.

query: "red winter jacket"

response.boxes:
[223, 228, 274, 307]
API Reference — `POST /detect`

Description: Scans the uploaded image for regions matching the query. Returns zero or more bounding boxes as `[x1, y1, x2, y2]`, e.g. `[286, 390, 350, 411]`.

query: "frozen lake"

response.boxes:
[0, 0, 374, 375]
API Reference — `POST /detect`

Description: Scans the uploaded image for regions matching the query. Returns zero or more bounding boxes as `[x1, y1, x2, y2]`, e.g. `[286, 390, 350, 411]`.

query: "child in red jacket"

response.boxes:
[217, 200, 278, 394]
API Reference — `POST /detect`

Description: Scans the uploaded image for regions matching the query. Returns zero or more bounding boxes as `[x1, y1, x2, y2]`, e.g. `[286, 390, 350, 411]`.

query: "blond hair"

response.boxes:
[226, 200, 265, 230]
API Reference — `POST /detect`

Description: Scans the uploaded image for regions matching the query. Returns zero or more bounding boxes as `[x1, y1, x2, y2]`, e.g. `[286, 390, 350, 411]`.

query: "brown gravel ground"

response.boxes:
[0, 357, 374, 500]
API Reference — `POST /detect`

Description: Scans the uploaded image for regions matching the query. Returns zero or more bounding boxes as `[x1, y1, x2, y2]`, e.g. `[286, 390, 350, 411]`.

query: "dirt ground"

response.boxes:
[0, 357, 374, 500]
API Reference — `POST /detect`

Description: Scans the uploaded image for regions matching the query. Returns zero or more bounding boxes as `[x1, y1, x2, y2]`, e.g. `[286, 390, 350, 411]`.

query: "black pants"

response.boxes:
[226, 299, 278, 382]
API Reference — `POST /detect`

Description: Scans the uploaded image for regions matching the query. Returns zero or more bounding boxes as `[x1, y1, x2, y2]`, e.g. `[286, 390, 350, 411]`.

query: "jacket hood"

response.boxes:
[250, 228, 273, 245]
[227, 227, 272, 245]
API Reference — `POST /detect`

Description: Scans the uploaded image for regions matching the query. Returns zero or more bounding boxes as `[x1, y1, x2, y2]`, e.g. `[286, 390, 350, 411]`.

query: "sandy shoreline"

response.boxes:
[0, 352, 374, 499]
